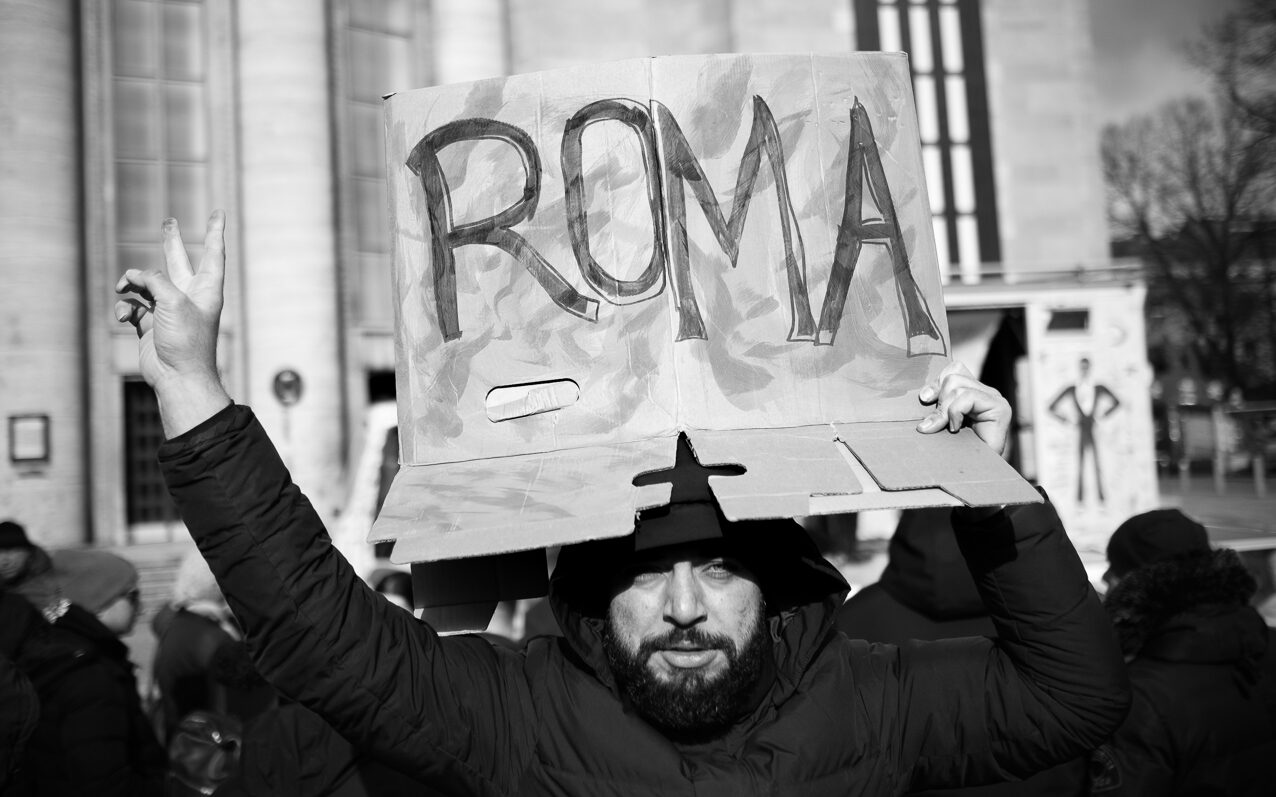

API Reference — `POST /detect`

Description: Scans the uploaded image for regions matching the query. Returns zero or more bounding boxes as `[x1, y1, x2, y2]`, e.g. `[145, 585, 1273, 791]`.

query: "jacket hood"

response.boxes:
[549, 514, 850, 706]
[878, 507, 986, 621]
[1105, 547, 1267, 667]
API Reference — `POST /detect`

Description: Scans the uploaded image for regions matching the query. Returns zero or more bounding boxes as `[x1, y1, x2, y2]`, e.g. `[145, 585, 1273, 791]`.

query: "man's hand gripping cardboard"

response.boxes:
[916, 362, 1012, 457]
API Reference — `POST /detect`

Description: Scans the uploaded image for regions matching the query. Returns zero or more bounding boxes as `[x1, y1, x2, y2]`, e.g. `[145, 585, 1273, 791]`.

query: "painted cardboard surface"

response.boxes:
[375, 53, 1039, 564]
[1026, 284, 1159, 552]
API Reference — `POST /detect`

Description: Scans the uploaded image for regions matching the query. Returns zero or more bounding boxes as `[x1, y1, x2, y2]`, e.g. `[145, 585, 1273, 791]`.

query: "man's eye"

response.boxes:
[702, 561, 737, 579]
[627, 567, 665, 584]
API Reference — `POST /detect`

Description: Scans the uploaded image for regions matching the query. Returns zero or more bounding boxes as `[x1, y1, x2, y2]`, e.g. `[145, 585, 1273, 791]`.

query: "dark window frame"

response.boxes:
[852, 0, 1001, 268]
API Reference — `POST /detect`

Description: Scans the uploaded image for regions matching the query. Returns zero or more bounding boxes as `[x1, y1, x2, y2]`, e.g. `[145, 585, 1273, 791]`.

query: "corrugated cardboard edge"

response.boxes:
[371, 421, 1040, 564]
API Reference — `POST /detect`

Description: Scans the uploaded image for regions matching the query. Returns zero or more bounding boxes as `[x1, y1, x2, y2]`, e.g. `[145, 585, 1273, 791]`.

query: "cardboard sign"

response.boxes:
[374, 53, 1039, 565]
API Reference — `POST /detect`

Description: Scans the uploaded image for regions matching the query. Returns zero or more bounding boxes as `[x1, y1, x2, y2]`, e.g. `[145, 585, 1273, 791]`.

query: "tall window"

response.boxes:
[855, 0, 1000, 282]
[340, 2, 416, 327]
[123, 379, 179, 535]
[111, 0, 211, 279]
[108, 0, 213, 541]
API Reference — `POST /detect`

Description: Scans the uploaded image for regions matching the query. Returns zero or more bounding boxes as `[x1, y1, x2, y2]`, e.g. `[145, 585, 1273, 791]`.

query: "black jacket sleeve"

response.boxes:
[0, 653, 38, 786]
[883, 499, 1130, 790]
[159, 405, 538, 795]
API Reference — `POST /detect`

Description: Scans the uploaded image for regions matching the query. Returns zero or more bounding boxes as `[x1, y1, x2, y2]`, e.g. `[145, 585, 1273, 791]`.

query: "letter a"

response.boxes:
[816, 99, 944, 354]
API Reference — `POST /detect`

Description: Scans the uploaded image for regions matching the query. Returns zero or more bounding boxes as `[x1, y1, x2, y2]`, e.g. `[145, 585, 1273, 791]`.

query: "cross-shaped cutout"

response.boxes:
[632, 432, 746, 506]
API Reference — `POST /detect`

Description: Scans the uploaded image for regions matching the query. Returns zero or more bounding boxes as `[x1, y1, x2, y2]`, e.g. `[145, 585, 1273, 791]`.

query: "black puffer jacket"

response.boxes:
[0, 593, 41, 792]
[836, 507, 996, 643]
[1090, 549, 1276, 795]
[151, 607, 275, 742]
[160, 405, 1129, 796]
[837, 508, 1089, 795]
[0, 595, 165, 797]
[0, 654, 38, 791]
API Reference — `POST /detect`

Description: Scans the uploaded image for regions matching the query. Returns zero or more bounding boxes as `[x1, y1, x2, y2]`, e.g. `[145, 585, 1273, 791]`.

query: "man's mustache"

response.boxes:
[637, 627, 736, 659]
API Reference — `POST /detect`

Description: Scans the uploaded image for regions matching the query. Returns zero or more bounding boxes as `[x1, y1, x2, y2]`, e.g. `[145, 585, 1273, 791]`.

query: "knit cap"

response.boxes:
[0, 520, 32, 550]
[1106, 508, 1210, 579]
[52, 549, 140, 614]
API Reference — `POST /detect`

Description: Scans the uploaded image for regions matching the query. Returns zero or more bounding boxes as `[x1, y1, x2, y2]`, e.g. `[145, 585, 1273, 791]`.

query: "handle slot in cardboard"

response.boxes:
[486, 379, 580, 422]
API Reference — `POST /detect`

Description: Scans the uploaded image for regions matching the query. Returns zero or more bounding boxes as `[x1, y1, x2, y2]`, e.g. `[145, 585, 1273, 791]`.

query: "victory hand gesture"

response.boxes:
[114, 211, 231, 436]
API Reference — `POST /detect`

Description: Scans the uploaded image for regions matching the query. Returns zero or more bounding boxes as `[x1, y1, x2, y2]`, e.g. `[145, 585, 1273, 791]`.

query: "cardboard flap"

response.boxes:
[688, 427, 864, 520]
[373, 438, 676, 562]
[836, 421, 1042, 506]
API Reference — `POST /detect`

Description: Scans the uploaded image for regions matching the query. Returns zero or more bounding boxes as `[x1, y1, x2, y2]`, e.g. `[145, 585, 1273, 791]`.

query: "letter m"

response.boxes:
[653, 97, 817, 342]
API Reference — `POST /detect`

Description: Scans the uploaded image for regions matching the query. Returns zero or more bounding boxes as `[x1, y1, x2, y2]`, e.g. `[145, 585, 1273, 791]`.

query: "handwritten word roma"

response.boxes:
[406, 97, 941, 349]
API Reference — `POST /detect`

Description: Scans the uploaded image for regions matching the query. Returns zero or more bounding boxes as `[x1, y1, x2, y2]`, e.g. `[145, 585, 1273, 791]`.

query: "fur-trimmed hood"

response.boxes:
[1104, 548, 1267, 668]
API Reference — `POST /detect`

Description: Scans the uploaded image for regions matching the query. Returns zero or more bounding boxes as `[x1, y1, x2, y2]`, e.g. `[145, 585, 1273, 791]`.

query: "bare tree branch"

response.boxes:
[1103, 92, 1276, 395]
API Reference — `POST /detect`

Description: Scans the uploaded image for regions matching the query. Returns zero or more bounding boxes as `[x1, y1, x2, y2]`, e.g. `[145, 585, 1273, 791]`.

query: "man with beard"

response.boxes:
[114, 212, 1129, 795]
[599, 538, 771, 740]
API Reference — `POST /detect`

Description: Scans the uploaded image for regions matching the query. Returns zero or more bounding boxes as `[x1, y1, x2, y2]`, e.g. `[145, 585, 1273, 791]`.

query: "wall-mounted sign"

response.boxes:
[272, 369, 304, 407]
[9, 414, 50, 465]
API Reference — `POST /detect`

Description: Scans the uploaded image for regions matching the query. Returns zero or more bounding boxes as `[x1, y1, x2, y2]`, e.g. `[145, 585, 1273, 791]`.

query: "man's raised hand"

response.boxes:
[114, 211, 231, 437]
[915, 361, 1012, 457]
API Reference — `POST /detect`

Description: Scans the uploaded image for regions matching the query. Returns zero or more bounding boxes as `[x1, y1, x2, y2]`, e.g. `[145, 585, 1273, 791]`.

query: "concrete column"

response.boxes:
[982, 0, 1111, 271]
[508, 0, 649, 73]
[237, 0, 344, 519]
[433, 0, 509, 83]
[732, 0, 851, 54]
[0, 0, 85, 548]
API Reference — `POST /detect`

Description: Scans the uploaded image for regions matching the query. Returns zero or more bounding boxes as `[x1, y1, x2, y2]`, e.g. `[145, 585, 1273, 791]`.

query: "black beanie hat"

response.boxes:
[1106, 508, 1210, 579]
[0, 521, 32, 550]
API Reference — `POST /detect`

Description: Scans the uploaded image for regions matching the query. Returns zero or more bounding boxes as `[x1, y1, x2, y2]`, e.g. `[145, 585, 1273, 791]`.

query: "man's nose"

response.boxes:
[663, 563, 707, 627]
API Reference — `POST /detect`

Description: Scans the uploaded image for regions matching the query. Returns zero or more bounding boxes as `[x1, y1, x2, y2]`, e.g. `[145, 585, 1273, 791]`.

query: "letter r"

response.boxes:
[407, 118, 599, 342]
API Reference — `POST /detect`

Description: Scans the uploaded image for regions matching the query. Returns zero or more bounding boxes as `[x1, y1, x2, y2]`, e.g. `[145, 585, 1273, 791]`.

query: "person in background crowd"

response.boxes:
[1240, 547, 1276, 627]
[151, 549, 275, 744]
[371, 569, 414, 613]
[1090, 508, 1276, 795]
[0, 520, 64, 622]
[153, 562, 428, 796]
[836, 507, 1002, 641]
[9, 549, 166, 796]
[0, 663, 38, 792]
[111, 211, 1131, 795]
[0, 590, 42, 794]
[0, 653, 38, 793]
[217, 697, 436, 797]
[0, 522, 32, 585]
[1238, 547, 1276, 723]
[837, 507, 1088, 796]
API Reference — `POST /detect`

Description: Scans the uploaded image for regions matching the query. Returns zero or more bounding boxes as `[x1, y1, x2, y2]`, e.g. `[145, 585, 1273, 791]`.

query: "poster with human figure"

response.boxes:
[1027, 291, 1158, 550]
[1048, 357, 1121, 504]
